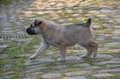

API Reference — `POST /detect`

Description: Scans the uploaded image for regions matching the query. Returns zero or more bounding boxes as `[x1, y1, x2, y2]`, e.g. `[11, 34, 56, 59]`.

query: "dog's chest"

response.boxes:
[42, 36, 58, 47]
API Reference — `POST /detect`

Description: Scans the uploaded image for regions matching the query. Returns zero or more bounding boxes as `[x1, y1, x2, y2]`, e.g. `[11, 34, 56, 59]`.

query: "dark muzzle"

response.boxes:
[26, 27, 36, 35]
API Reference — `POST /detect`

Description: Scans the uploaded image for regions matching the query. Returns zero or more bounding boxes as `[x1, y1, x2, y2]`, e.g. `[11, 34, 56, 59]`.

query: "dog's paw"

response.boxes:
[29, 56, 36, 60]
[81, 55, 88, 58]
[58, 58, 66, 62]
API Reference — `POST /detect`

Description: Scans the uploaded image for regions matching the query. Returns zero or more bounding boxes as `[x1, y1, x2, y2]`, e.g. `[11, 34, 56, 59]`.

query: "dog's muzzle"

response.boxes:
[26, 27, 36, 35]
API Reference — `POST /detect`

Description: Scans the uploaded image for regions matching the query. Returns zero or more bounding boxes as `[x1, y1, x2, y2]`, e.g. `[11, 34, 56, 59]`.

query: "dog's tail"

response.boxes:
[85, 18, 91, 27]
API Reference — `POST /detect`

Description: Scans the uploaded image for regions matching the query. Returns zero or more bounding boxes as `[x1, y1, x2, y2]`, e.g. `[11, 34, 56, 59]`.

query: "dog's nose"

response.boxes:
[26, 28, 36, 35]
[26, 28, 29, 33]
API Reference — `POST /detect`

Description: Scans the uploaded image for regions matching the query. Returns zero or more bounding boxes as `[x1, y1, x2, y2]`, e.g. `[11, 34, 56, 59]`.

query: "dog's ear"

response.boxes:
[34, 19, 42, 26]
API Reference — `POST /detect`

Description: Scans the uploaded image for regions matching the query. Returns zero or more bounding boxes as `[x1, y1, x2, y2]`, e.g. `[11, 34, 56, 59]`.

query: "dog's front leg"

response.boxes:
[29, 42, 50, 60]
[58, 45, 66, 62]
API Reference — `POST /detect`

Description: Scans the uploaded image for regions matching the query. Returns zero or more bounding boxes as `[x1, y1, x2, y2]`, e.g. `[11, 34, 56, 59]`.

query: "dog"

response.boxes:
[26, 18, 98, 62]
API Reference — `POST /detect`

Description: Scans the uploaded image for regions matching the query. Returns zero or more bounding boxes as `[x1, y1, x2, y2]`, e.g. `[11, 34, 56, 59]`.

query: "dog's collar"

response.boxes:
[42, 35, 58, 48]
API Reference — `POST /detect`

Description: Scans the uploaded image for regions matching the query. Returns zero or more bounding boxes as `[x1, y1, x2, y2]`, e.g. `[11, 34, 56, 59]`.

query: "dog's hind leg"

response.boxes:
[91, 41, 98, 58]
[81, 47, 93, 58]
[29, 42, 50, 60]
[80, 41, 98, 58]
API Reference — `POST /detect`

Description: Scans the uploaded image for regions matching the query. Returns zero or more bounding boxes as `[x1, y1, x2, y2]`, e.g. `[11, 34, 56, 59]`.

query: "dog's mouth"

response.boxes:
[26, 28, 36, 35]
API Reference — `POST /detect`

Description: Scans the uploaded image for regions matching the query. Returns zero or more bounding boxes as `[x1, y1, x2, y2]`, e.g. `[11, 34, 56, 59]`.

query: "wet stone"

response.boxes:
[42, 73, 61, 78]
[93, 73, 114, 79]
[25, 59, 54, 65]
[62, 76, 86, 79]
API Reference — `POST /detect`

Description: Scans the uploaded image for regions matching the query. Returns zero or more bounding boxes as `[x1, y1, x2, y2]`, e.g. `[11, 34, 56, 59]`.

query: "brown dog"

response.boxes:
[26, 18, 98, 62]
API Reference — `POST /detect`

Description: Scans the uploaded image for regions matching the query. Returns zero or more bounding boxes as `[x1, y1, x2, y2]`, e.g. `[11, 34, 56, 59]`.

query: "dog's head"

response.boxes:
[26, 18, 46, 35]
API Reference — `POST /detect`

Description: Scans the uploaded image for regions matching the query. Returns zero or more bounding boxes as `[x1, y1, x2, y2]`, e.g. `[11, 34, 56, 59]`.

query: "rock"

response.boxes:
[99, 69, 120, 73]
[0, 45, 8, 49]
[0, 54, 8, 58]
[95, 61, 120, 65]
[0, 75, 13, 79]
[53, 65, 67, 69]
[16, 38, 33, 42]
[62, 76, 86, 79]
[3, 71, 15, 75]
[85, 66, 102, 69]
[112, 37, 120, 40]
[25, 59, 54, 65]
[17, 31, 25, 35]
[93, 73, 114, 79]
[23, 76, 38, 79]
[58, 19, 65, 23]
[96, 54, 113, 59]
[73, 63, 90, 67]
[110, 58, 120, 61]
[106, 65, 120, 68]
[92, 25, 101, 29]
[19, 54, 32, 57]
[0, 13, 7, 19]
[1, 31, 13, 35]
[42, 73, 61, 78]
[89, 11, 100, 14]
[29, 67, 46, 72]
[112, 31, 120, 35]
[101, 10, 114, 14]
[2, 22, 12, 27]
[66, 56, 78, 61]
[77, 9, 83, 13]
[59, 68, 81, 73]
[4, 64, 12, 68]
[72, 14, 79, 17]
[66, 71, 93, 77]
